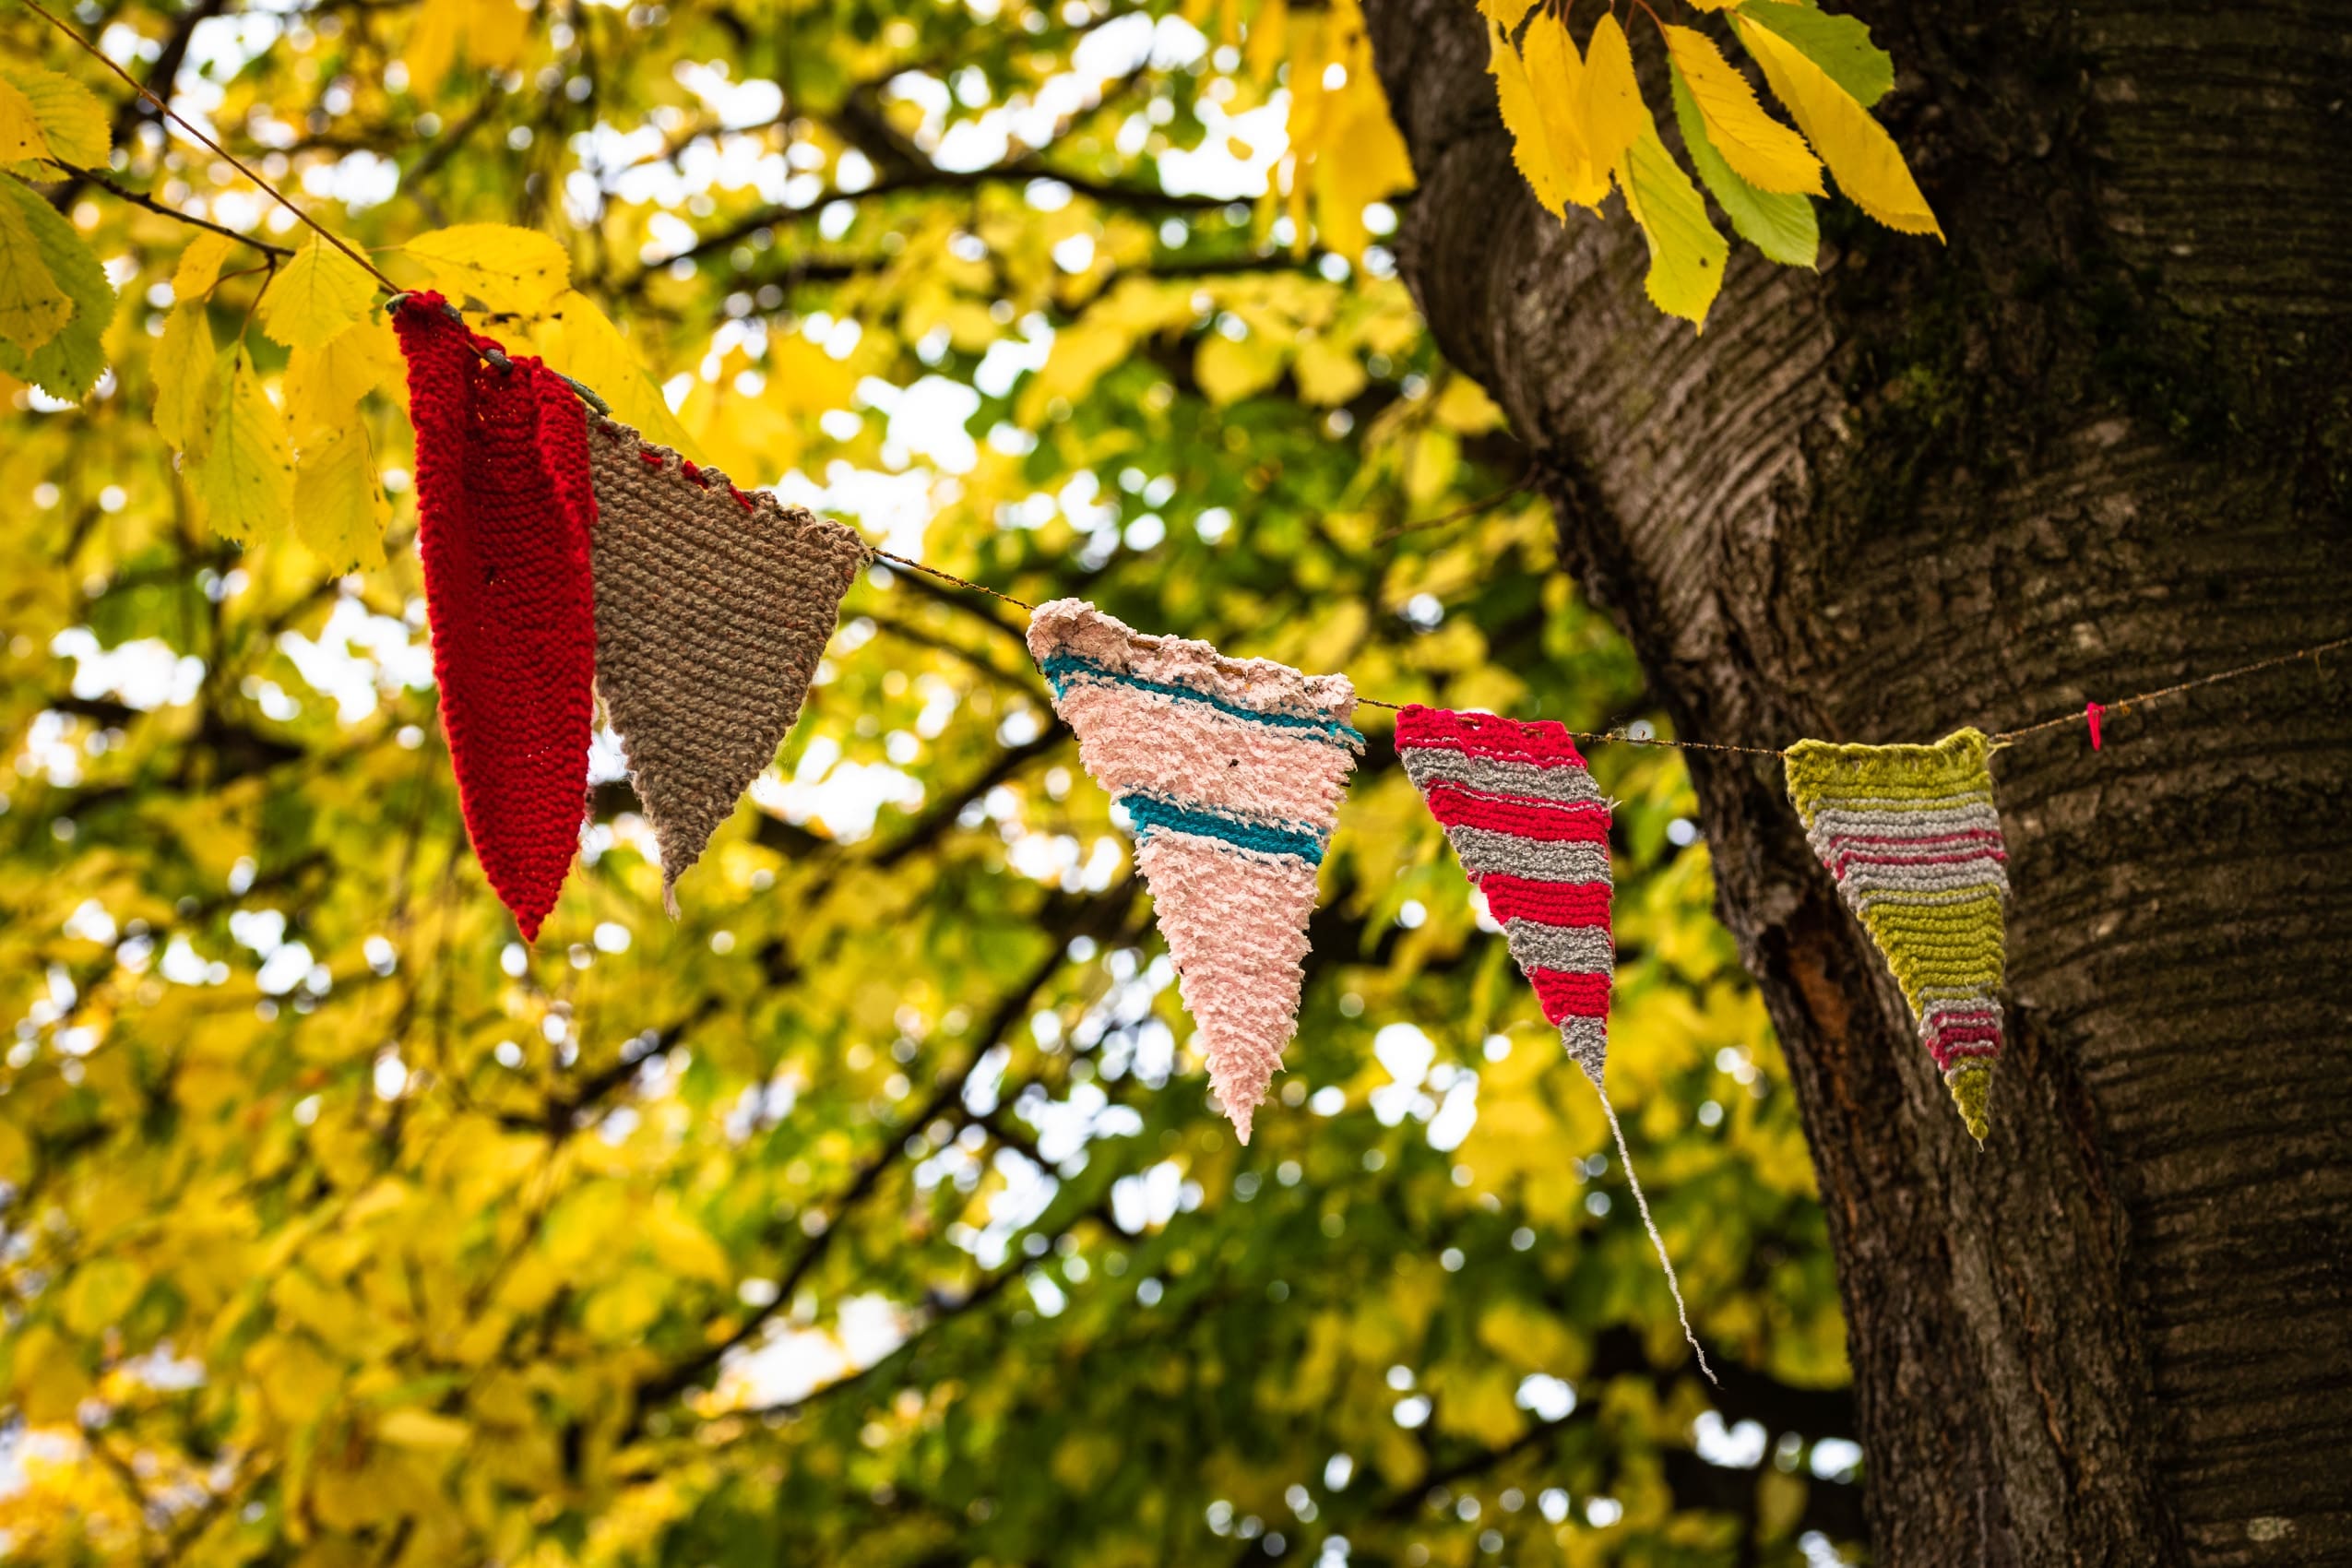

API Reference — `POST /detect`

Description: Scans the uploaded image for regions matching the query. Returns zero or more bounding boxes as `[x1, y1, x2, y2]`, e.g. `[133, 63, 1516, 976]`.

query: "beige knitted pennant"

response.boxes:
[587, 419, 868, 909]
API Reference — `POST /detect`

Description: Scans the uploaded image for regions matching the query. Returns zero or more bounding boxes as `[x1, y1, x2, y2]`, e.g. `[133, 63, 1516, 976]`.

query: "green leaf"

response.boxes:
[0, 175, 114, 398]
[195, 344, 293, 540]
[0, 184, 72, 352]
[1735, 0, 1895, 107]
[1615, 122, 1729, 328]
[1671, 67, 1819, 269]
[0, 65, 110, 172]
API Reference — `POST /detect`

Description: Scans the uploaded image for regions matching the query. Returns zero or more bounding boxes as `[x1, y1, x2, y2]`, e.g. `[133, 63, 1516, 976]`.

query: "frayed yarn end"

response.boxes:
[1590, 1073, 1716, 1386]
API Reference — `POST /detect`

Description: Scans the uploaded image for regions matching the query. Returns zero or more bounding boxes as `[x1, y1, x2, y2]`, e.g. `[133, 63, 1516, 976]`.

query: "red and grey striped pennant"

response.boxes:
[1396, 706, 1615, 1084]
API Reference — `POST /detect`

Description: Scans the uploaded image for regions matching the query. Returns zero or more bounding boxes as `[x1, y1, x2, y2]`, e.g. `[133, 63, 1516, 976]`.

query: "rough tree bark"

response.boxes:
[1359, 1, 2352, 1562]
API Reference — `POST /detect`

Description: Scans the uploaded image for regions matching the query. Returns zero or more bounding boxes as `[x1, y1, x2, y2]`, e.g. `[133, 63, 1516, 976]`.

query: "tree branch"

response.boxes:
[628, 887, 1130, 1415]
[43, 163, 292, 260]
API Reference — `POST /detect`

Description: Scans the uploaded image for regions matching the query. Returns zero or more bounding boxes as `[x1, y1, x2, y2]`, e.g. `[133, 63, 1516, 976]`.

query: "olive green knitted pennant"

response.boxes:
[1784, 728, 2011, 1142]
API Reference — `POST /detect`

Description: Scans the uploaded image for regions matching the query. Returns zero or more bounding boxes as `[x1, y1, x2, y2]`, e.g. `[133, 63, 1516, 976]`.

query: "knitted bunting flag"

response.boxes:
[1784, 728, 2012, 1143]
[586, 418, 868, 910]
[393, 292, 598, 943]
[1397, 706, 1713, 1381]
[1395, 707, 1616, 1083]
[1028, 600, 1363, 1142]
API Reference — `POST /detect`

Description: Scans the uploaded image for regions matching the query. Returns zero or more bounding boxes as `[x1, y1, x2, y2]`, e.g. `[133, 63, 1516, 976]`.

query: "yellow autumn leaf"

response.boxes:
[196, 346, 294, 540]
[647, 1203, 732, 1286]
[13, 1324, 92, 1425]
[1475, 0, 1536, 26]
[1736, 14, 1942, 237]
[1426, 1361, 1527, 1446]
[1520, 12, 1610, 213]
[151, 303, 218, 454]
[248, 1333, 341, 1426]
[0, 65, 110, 172]
[61, 1256, 145, 1335]
[407, 0, 531, 98]
[468, 0, 532, 73]
[1616, 119, 1728, 328]
[402, 0, 467, 99]
[1294, 336, 1366, 407]
[1432, 374, 1503, 434]
[256, 233, 379, 353]
[1196, 328, 1289, 406]
[1477, 1297, 1579, 1372]
[292, 420, 390, 571]
[0, 188, 71, 353]
[0, 74, 51, 166]
[1488, 19, 1565, 220]
[1660, 25, 1822, 196]
[1575, 13, 1645, 177]
[765, 333, 860, 415]
[286, 315, 403, 432]
[534, 288, 700, 457]
[172, 231, 239, 303]
[376, 1407, 472, 1450]
[403, 222, 570, 315]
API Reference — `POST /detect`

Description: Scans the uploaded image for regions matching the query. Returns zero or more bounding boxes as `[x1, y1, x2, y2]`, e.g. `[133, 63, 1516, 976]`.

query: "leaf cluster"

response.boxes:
[1484, 0, 1934, 327]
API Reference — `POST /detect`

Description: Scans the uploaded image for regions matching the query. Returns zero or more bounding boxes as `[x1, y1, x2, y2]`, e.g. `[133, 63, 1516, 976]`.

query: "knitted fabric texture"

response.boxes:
[1396, 706, 1615, 1085]
[1784, 728, 2012, 1142]
[1395, 707, 1716, 1382]
[586, 418, 868, 910]
[1028, 599, 1362, 1142]
[394, 292, 598, 943]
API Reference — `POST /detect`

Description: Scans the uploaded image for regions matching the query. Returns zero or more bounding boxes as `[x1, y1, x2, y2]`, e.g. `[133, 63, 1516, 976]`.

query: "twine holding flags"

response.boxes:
[383, 291, 2340, 1191]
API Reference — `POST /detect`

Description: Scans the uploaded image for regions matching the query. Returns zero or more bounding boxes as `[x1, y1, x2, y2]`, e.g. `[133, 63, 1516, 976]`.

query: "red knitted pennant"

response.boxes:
[394, 293, 598, 942]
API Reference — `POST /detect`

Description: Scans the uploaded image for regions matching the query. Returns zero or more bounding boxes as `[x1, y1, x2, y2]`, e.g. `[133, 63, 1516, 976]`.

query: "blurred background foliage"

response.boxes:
[0, 0, 1861, 1561]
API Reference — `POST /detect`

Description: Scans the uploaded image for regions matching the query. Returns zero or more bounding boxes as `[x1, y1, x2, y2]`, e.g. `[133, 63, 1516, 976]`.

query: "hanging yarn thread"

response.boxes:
[1784, 729, 2012, 1144]
[1028, 599, 1362, 1142]
[393, 293, 599, 942]
[1396, 706, 1714, 1383]
[586, 417, 868, 911]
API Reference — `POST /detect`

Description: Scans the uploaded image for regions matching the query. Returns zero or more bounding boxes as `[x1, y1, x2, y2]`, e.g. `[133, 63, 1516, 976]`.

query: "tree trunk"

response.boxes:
[1359, 1, 2352, 1562]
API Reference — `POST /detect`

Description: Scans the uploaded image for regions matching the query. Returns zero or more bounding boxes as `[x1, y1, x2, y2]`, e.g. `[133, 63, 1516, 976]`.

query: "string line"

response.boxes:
[16, 0, 403, 293]
[23, 1, 2346, 759]
[1986, 635, 2348, 744]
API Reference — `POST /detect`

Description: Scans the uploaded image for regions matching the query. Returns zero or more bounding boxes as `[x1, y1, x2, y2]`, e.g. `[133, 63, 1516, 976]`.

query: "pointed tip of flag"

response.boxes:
[1214, 1085, 1255, 1144]
[1947, 1061, 1993, 1144]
